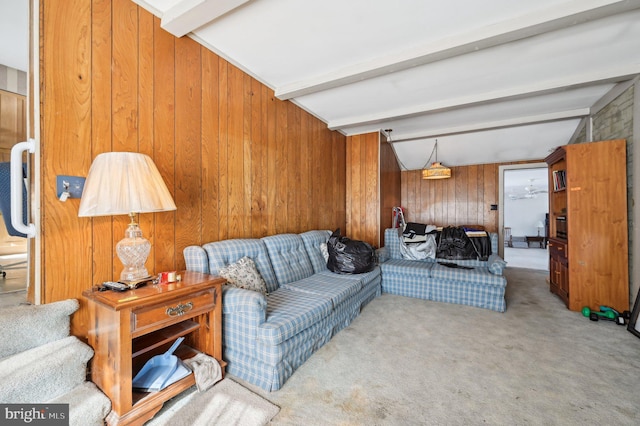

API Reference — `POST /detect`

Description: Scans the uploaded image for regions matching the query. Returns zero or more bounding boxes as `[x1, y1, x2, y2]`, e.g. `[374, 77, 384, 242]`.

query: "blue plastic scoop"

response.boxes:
[132, 337, 189, 392]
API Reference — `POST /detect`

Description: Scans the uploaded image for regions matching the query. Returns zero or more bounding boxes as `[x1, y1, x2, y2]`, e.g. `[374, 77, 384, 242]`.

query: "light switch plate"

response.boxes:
[57, 175, 86, 199]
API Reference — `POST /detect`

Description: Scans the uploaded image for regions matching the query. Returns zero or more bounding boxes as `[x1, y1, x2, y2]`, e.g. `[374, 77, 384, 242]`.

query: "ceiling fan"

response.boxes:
[508, 179, 548, 200]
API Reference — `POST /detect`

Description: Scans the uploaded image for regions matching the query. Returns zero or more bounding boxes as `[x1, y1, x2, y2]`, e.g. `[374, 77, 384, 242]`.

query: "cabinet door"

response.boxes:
[566, 140, 628, 311]
[550, 254, 569, 306]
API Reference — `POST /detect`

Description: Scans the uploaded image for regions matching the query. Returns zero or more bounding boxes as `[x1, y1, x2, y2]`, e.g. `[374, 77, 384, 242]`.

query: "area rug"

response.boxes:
[146, 378, 280, 426]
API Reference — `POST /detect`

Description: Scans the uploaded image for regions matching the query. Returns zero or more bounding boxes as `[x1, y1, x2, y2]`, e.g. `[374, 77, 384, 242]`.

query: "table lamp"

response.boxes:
[536, 220, 545, 237]
[78, 152, 176, 283]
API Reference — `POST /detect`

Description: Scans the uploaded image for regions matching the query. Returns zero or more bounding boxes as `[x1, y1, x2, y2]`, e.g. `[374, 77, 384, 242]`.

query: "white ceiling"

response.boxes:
[4, 1, 640, 170]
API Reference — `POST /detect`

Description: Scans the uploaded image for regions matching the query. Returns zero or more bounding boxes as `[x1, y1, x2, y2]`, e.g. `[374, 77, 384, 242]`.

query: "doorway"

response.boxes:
[498, 164, 549, 270]
[0, 0, 32, 306]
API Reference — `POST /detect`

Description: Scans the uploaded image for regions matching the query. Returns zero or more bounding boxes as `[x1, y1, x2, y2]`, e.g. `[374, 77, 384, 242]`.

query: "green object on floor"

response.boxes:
[582, 306, 616, 320]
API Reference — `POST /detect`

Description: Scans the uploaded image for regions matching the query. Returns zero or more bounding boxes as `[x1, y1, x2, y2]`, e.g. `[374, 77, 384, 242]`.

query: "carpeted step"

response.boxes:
[49, 381, 111, 426]
[0, 335, 93, 403]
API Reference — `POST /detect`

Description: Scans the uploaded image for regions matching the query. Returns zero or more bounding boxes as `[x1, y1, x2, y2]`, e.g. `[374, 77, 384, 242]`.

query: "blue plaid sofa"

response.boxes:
[184, 230, 381, 391]
[378, 228, 507, 312]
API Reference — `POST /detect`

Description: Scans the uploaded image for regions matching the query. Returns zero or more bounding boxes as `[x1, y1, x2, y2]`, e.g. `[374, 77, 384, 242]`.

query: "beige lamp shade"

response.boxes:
[422, 162, 452, 179]
[78, 152, 176, 217]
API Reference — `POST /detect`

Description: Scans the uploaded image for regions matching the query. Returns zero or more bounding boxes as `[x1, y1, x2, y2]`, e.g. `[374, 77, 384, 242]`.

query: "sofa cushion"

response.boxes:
[219, 256, 269, 295]
[257, 288, 332, 345]
[430, 263, 506, 287]
[379, 258, 435, 278]
[280, 273, 362, 308]
[203, 239, 279, 293]
[262, 234, 314, 286]
[300, 230, 331, 273]
[317, 267, 381, 288]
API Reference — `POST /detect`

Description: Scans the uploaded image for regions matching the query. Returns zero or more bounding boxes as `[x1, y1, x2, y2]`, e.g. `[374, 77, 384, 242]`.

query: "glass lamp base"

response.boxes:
[116, 222, 151, 282]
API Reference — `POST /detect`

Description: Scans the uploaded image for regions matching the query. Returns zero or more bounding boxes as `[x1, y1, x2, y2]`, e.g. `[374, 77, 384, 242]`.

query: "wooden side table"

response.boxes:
[525, 235, 546, 248]
[83, 271, 225, 426]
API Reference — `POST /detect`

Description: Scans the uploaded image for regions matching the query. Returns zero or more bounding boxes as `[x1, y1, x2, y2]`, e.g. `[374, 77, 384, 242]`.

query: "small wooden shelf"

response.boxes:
[132, 321, 200, 359]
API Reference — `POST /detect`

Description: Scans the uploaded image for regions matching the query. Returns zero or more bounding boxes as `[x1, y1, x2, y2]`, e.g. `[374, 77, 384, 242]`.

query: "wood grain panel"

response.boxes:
[565, 140, 628, 311]
[111, 0, 139, 281]
[201, 49, 220, 243]
[379, 137, 401, 246]
[90, 0, 114, 288]
[152, 16, 177, 273]
[345, 132, 397, 248]
[174, 36, 202, 268]
[41, 0, 92, 333]
[40, 1, 347, 337]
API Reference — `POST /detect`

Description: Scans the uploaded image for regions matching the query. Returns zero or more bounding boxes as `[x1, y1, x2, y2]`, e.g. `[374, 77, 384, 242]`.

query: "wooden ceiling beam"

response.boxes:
[276, 0, 640, 101]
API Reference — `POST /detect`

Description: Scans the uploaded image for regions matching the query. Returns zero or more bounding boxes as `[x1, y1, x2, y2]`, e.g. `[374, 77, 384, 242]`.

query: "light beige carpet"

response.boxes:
[234, 268, 640, 425]
[146, 378, 280, 426]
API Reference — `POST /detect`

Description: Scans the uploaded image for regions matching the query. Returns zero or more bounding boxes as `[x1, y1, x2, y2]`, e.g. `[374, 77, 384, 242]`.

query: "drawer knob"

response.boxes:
[166, 302, 194, 317]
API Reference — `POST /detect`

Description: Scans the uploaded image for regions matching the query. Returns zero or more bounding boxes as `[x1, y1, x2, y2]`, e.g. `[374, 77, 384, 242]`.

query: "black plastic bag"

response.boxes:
[327, 229, 375, 274]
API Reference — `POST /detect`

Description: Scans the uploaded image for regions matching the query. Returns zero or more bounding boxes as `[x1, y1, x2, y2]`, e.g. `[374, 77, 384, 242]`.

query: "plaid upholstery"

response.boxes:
[379, 235, 507, 312]
[300, 230, 331, 273]
[203, 239, 279, 293]
[224, 314, 333, 392]
[184, 246, 210, 273]
[261, 234, 314, 286]
[430, 263, 506, 287]
[384, 228, 404, 260]
[281, 273, 362, 308]
[257, 288, 332, 344]
[224, 308, 333, 366]
[316, 267, 380, 287]
[380, 258, 434, 278]
[184, 231, 383, 391]
[381, 272, 431, 300]
[430, 279, 506, 312]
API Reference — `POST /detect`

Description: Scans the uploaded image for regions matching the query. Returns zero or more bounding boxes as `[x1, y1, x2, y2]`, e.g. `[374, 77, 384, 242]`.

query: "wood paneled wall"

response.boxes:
[346, 133, 380, 247]
[0, 89, 26, 162]
[346, 132, 401, 248]
[401, 164, 499, 233]
[40, 0, 346, 336]
[379, 135, 401, 246]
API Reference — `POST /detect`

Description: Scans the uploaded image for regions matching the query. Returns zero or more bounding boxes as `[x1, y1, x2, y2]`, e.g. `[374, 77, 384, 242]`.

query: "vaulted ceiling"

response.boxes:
[138, 1, 640, 169]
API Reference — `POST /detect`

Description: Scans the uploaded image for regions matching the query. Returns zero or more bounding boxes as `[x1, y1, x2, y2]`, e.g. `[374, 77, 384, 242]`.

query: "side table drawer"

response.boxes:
[131, 289, 216, 337]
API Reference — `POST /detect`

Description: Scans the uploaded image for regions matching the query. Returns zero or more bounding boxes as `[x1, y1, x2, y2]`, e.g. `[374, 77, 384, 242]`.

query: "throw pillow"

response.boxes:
[218, 256, 268, 295]
[487, 254, 507, 275]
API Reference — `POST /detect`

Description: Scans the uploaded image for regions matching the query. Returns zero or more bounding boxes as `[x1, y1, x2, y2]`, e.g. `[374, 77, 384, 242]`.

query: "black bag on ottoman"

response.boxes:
[327, 229, 375, 274]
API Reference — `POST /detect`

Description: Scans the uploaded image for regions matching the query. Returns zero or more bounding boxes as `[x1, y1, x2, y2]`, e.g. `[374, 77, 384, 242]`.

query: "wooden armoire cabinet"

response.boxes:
[545, 139, 629, 312]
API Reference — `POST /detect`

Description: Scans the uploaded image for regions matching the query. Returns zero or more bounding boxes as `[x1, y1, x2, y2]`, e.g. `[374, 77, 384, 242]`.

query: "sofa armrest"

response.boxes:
[0, 299, 78, 359]
[184, 245, 210, 274]
[222, 286, 267, 324]
[487, 253, 507, 275]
